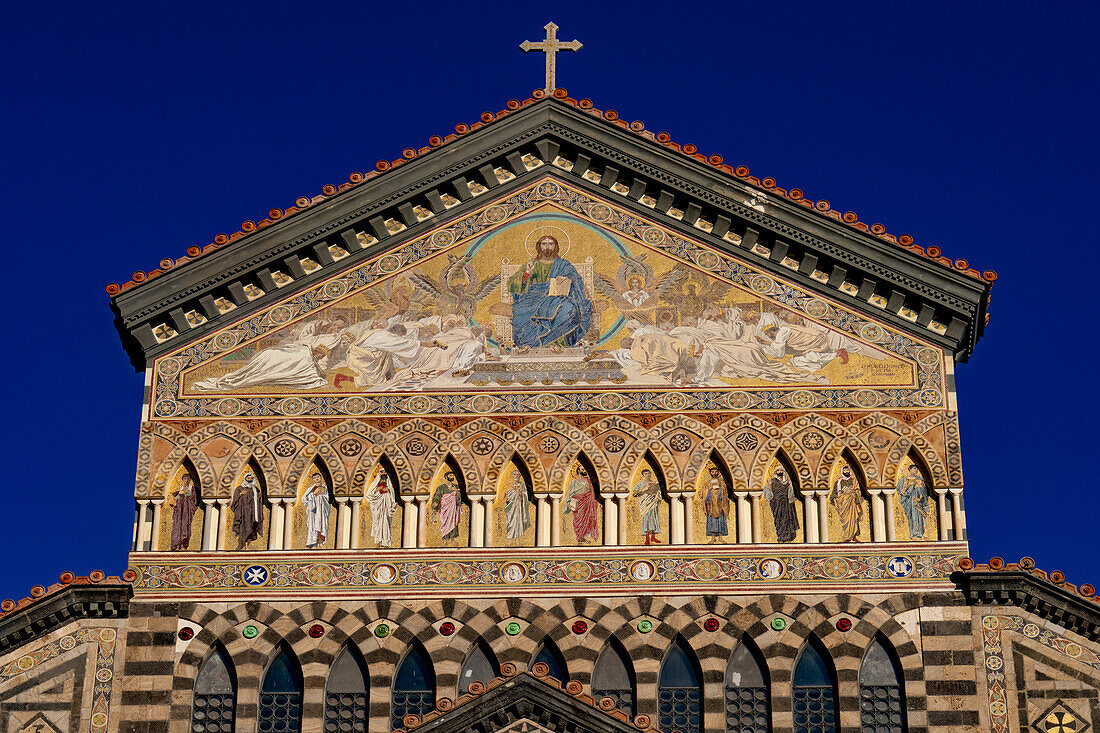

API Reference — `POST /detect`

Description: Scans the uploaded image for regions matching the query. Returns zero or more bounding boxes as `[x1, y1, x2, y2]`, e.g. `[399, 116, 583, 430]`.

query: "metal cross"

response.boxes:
[520, 22, 582, 93]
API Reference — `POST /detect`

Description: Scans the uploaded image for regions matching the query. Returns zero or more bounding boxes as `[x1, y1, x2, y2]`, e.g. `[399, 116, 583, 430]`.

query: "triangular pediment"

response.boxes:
[403, 672, 653, 733]
[147, 179, 948, 418]
[111, 96, 991, 372]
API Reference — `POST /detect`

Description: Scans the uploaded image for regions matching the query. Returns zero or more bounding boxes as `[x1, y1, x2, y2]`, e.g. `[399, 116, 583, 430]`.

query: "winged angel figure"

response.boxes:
[407, 253, 501, 318]
[593, 253, 689, 323]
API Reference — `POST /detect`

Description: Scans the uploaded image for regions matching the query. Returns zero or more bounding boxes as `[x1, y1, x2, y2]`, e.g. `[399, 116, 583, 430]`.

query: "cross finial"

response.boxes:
[520, 22, 582, 94]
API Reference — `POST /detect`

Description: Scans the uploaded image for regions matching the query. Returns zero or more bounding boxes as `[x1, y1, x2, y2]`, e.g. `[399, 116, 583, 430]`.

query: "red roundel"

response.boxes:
[440, 622, 456, 636]
[703, 618, 720, 632]
[178, 627, 195, 641]
[836, 618, 852, 632]
[571, 620, 588, 635]
[309, 624, 325, 638]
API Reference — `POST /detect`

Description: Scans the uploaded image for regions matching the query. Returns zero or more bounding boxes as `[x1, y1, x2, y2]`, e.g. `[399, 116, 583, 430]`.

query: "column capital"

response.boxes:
[151, 497, 165, 506]
[335, 496, 350, 505]
[349, 496, 364, 505]
[866, 488, 884, 496]
[947, 487, 964, 496]
[215, 497, 230, 506]
[201, 497, 217, 506]
[733, 490, 751, 499]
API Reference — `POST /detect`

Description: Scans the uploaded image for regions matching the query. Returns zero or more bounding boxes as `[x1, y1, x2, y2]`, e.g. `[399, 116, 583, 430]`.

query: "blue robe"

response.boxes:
[510, 258, 592, 347]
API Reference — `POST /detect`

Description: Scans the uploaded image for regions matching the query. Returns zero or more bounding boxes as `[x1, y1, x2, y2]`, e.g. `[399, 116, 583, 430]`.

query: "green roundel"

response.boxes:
[637, 619, 654, 633]
[374, 623, 390, 638]
[242, 625, 258, 639]
[770, 617, 787, 631]
[505, 622, 522, 636]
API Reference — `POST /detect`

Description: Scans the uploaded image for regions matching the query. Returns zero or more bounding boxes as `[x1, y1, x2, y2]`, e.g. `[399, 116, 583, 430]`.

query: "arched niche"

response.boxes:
[893, 450, 936, 542]
[161, 459, 203, 551]
[427, 455, 470, 547]
[226, 458, 268, 551]
[494, 454, 536, 547]
[559, 453, 602, 546]
[693, 450, 734, 545]
[825, 451, 870, 543]
[626, 452, 670, 546]
[592, 636, 635, 717]
[761, 451, 804, 544]
[362, 454, 403, 548]
[293, 458, 336, 550]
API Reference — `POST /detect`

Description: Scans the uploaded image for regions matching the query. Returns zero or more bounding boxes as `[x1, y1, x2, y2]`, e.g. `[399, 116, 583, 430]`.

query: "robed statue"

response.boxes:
[507, 235, 592, 348]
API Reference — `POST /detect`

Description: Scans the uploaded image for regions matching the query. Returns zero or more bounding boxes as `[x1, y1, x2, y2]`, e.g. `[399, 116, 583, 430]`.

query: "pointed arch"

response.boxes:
[893, 448, 936, 542]
[191, 643, 236, 733]
[694, 450, 734, 544]
[793, 636, 838, 733]
[392, 641, 435, 730]
[761, 449, 804, 544]
[724, 636, 769, 733]
[260, 644, 303, 733]
[459, 637, 500, 694]
[496, 453, 536, 547]
[531, 636, 568, 683]
[825, 449, 871, 544]
[360, 452, 404, 548]
[227, 457, 267, 551]
[419, 435, 481, 498]
[592, 636, 636, 717]
[559, 452, 602, 546]
[427, 455, 471, 546]
[629, 451, 670, 545]
[659, 636, 703, 733]
[859, 635, 906, 732]
[294, 456, 336, 549]
[325, 646, 368, 733]
[163, 458, 203, 552]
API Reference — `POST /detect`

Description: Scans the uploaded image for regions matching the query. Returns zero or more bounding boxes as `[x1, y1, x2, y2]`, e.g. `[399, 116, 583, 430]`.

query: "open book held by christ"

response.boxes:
[547, 276, 572, 297]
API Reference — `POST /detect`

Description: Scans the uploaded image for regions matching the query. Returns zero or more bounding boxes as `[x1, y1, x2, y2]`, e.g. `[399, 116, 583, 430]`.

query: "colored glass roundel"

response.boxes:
[836, 617, 853, 632]
[440, 622, 456, 636]
[505, 622, 522, 636]
[638, 620, 654, 633]
[242, 625, 258, 639]
[178, 627, 195, 641]
[374, 623, 391, 638]
[309, 624, 325, 638]
[770, 617, 787, 631]
[572, 620, 588, 634]
[703, 618, 721, 632]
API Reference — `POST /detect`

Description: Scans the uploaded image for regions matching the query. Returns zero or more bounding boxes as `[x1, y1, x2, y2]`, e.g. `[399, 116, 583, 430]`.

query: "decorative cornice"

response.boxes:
[0, 571, 133, 654]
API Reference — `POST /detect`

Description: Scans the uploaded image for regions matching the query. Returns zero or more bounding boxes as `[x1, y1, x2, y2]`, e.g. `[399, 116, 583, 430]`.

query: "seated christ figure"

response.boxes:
[507, 235, 592, 348]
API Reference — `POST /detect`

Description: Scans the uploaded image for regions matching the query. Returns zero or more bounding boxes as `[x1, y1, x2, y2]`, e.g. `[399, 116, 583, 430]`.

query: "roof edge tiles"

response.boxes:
[106, 89, 995, 296]
[0, 571, 133, 654]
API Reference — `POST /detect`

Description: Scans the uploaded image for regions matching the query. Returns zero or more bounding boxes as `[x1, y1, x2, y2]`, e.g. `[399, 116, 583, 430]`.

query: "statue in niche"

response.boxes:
[897, 464, 931, 539]
[632, 468, 663, 545]
[506, 235, 593, 349]
[563, 465, 599, 544]
[431, 471, 464, 543]
[230, 471, 263, 550]
[764, 466, 800, 543]
[366, 471, 397, 547]
[701, 466, 729, 543]
[504, 471, 531, 542]
[301, 472, 331, 549]
[168, 474, 199, 551]
[829, 464, 863, 543]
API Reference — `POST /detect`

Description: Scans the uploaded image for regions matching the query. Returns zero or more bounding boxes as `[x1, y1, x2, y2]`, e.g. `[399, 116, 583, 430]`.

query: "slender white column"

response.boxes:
[734, 492, 751, 543]
[150, 499, 164, 551]
[483, 498, 494, 547]
[816, 491, 830, 543]
[933, 488, 950, 540]
[684, 492, 696, 545]
[336, 498, 351, 549]
[136, 500, 153, 551]
[401, 498, 417, 548]
[471, 499, 486, 548]
[613, 493, 628, 543]
[269, 501, 284, 550]
[416, 496, 429, 547]
[201, 499, 218, 550]
[803, 494, 819, 543]
[882, 490, 898, 542]
[282, 499, 294, 549]
[949, 488, 965, 541]
[350, 498, 363, 549]
[550, 496, 561, 546]
[603, 497, 618, 545]
[132, 504, 141, 550]
[749, 492, 763, 544]
[670, 493, 685, 545]
[868, 490, 886, 543]
[216, 499, 229, 550]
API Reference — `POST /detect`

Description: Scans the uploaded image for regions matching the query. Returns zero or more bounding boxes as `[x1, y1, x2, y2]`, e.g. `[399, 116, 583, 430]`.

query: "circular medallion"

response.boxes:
[983, 616, 1000, 630]
[338, 438, 362, 457]
[589, 204, 612, 221]
[598, 393, 624, 411]
[501, 562, 527, 584]
[470, 395, 496, 413]
[538, 436, 560, 453]
[770, 617, 787, 631]
[835, 617, 852, 632]
[341, 396, 368, 415]
[374, 623, 390, 638]
[859, 323, 884, 342]
[538, 181, 560, 198]
[703, 618, 720, 632]
[213, 331, 239, 351]
[566, 561, 593, 582]
[789, 391, 815, 409]
[371, 563, 397, 585]
[727, 392, 751, 409]
[822, 558, 850, 579]
[243, 565, 269, 586]
[59, 636, 76, 650]
[669, 433, 692, 452]
[757, 558, 785, 580]
[308, 624, 325, 638]
[694, 250, 720, 270]
[918, 389, 940, 406]
[985, 655, 1003, 670]
[378, 254, 402, 273]
[886, 556, 915, 578]
[733, 432, 759, 451]
[177, 566, 205, 587]
[405, 438, 428, 456]
[178, 627, 194, 641]
[279, 397, 305, 416]
[485, 206, 508, 223]
[571, 620, 588, 635]
[637, 619, 654, 633]
[471, 436, 495, 455]
[307, 565, 333, 585]
[158, 358, 181, 377]
[663, 393, 687, 410]
[642, 227, 664, 245]
[805, 299, 829, 318]
[1065, 642, 1083, 657]
[408, 396, 432, 414]
[917, 347, 940, 366]
[99, 628, 116, 642]
[800, 431, 825, 450]
[431, 230, 455, 248]
[269, 305, 293, 324]
[854, 390, 881, 408]
[242, 625, 259, 639]
[694, 559, 720, 580]
[90, 713, 108, 728]
[154, 400, 176, 418]
[324, 281, 348, 299]
[505, 622, 522, 636]
[750, 275, 774, 294]
[436, 562, 463, 583]
[629, 560, 656, 582]
[440, 622, 456, 636]
[1023, 623, 1040, 638]
[273, 439, 297, 457]
[215, 398, 241, 417]
[603, 434, 626, 453]
[535, 394, 558, 412]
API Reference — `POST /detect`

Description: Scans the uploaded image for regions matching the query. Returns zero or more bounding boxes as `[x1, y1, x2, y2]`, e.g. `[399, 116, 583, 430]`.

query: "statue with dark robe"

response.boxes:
[231, 472, 263, 550]
[765, 466, 800, 543]
[168, 475, 199, 551]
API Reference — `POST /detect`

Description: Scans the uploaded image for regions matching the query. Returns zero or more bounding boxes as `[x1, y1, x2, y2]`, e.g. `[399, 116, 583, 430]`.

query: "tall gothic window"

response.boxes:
[191, 644, 236, 733]
[592, 637, 635, 717]
[531, 637, 569, 683]
[859, 637, 906, 733]
[392, 643, 434, 730]
[658, 637, 702, 733]
[725, 637, 769, 733]
[792, 638, 838, 733]
[324, 646, 368, 733]
[259, 645, 303, 733]
[459, 638, 500, 694]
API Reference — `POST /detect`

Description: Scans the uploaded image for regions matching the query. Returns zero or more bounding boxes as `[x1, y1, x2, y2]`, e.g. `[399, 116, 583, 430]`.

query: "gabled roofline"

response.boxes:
[0, 571, 133, 654]
[110, 92, 994, 370]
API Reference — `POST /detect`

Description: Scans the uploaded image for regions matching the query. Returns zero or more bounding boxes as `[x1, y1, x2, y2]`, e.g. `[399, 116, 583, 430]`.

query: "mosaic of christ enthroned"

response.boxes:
[182, 208, 914, 395]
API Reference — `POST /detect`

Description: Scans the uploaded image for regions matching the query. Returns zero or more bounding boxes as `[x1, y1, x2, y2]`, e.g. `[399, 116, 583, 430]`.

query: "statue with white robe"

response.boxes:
[504, 471, 531, 542]
[301, 474, 332, 548]
[366, 471, 398, 547]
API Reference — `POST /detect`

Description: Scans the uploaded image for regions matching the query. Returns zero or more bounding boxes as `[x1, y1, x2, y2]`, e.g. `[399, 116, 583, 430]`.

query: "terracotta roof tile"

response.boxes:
[0, 569, 134, 618]
[959, 556, 1099, 604]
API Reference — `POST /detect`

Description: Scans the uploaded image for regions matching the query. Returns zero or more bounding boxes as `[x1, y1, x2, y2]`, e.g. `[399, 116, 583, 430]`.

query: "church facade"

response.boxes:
[1, 88, 1098, 733]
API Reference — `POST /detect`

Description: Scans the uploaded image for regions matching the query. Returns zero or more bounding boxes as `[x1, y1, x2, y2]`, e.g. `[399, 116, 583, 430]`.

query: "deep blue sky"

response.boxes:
[1, 2, 1095, 601]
